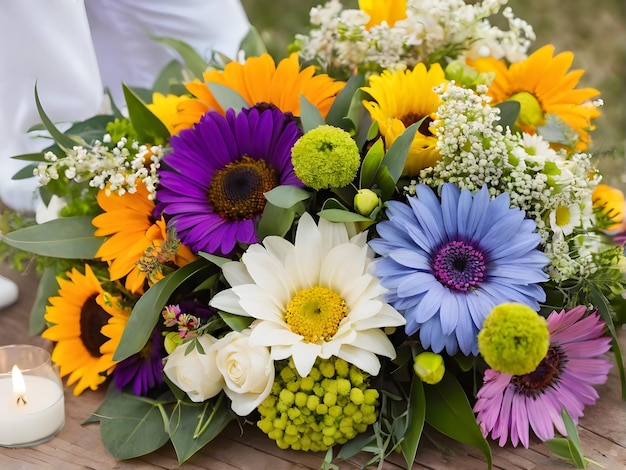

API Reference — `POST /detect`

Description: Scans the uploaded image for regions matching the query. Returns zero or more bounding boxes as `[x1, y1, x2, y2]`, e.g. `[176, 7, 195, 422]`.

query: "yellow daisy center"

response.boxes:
[555, 205, 571, 227]
[208, 155, 278, 220]
[80, 295, 111, 358]
[509, 91, 546, 127]
[284, 286, 348, 343]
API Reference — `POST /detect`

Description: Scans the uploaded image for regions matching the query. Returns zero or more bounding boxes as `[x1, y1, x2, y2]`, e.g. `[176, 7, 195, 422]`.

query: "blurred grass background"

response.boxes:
[240, 0, 626, 187]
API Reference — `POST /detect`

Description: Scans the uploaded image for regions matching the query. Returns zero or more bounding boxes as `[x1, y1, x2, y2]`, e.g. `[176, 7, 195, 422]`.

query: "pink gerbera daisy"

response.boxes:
[474, 305, 612, 448]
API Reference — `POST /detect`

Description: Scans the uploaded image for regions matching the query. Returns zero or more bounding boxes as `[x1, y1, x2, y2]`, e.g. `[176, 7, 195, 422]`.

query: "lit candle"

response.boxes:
[0, 352, 65, 447]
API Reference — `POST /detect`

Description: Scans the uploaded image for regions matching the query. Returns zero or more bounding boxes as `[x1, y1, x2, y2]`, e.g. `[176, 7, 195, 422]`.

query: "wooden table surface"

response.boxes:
[0, 263, 625, 470]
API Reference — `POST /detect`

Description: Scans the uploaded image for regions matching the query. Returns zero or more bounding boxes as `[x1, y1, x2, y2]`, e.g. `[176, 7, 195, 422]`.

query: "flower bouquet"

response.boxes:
[3, 0, 625, 468]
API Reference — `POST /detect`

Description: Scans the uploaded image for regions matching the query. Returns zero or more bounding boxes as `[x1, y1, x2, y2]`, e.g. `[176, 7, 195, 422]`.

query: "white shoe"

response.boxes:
[0, 275, 19, 310]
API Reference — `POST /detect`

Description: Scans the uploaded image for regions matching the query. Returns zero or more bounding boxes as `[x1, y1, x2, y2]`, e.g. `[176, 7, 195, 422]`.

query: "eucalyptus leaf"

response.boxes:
[495, 101, 521, 130]
[34, 84, 78, 150]
[206, 82, 249, 113]
[360, 138, 385, 188]
[264, 185, 311, 209]
[321, 198, 349, 211]
[122, 83, 170, 145]
[11, 163, 38, 180]
[0, 216, 103, 258]
[151, 36, 209, 79]
[96, 390, 170, 460]
[424, 373, 492, 469]
[114, 258, 215, 361]
[381, 122, 419, 183]
[198, 252, 235, 268]
[169, 396, 234, 464]
[336, 431, 376, 460]
[300, 95, 325, 132]
[400, 378, 426, 468]
[376, 166, 397, 201]
[152, 59, 186, 95]
[218, 311, 254, 332]
[257, 201, 296, 239]
[318, 208, 372, 223]
[238, 25, 267, 58]
[29, 267, 59, 335]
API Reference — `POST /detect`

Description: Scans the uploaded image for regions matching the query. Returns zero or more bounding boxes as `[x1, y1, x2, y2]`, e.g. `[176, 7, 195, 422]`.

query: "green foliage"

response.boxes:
[122, 84, 170, 145]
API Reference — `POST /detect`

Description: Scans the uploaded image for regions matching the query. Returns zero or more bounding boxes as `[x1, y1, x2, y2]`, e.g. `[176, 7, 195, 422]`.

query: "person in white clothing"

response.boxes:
[0, 0, 251, 308]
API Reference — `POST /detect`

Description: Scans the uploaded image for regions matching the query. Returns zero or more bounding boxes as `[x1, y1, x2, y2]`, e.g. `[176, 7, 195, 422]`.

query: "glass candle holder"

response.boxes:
[0, 344, 65, 447]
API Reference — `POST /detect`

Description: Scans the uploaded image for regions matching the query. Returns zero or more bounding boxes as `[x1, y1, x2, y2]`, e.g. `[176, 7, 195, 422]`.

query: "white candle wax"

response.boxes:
[0, 375, 65, 446]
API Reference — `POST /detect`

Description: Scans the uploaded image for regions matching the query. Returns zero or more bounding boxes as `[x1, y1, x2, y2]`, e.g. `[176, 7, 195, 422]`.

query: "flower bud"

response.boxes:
[413, 351, 445, 385]
[163, 331, 183, 355]
[354, 189, 380, 216]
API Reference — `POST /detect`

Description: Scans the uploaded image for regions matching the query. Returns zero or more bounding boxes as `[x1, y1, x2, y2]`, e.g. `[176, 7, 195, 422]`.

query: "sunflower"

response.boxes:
[174, 53, 345, 132]
[146, 92, 192, 135]
[361, 63, 447, 176]
[467, 45, 600, 149]
[41, 264, 130, 395]
[93, 181, 196, 293]
[359, 0, 407, 29]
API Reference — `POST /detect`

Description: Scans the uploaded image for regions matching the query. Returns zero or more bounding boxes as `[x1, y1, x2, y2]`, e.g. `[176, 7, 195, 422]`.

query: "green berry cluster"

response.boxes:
[257, 356, 379, 452]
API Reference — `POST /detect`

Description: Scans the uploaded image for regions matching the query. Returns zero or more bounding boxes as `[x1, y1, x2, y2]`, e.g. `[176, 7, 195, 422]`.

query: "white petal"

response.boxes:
[261, 235, 294, 264]
[242, 251, 293, 306]
[209, 289, 249, 316]
[321, 243, 367, 293]
[221, 261, 253, 287]
[352, 329, 396, 359]
[318, 216, 350, 255]
[232, 284, 281, 320]
[249, 320, 301, 347]
[336, 344, 382, 376]
[290, 341, 321, 377]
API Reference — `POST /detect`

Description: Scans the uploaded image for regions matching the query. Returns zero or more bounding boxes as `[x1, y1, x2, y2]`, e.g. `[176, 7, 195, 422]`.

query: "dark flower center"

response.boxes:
[208, 155, 279, 220]
[79, 295, 110, 358]
[511, 345, 566, 398]
[432, 240, 486, 292]
[400, 113, 433, 137]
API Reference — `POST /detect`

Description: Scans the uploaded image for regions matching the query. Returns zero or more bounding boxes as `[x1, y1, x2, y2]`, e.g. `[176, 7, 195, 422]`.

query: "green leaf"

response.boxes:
[206, 82, 249, 112]
[218, 311, 254, 332]
[29, 267, 59, 335]
[152, 59, 187, 95]
[336, 431, 376, 460]
[264, 185, 311, 209]
[197, 252, 234, 268]
[400, 378, 426, 468]
[454, 354, 476, 373]
[495, 101, 521, 130]
[151, 36, 208, 80]
[34, 84, 78, 150]
[257, 201, 296, 239]
[123, 84, 170, 145]
[300, 95, 325, 132]
[424, 373, 492, 469]
[326, 72, 366, 130]
[318, 208, 372, 223]
[360, 137, 385, 188]
[11, 163, 39, 180]
[380, 122, 419, 183]
[113, 258, 215, 361]
[587, 283, 626, 399]
[10, 152, 53, 163]
[96, 390, 170, 460]
[238, 25, 267, 58]
[376, 166, 397, 201]
[0, 216, 103, 258]
[561, 408, 587, 468]
[169, 396, 234, 464]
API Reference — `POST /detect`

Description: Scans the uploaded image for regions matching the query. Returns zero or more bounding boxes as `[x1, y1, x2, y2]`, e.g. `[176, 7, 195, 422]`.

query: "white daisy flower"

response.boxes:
[210, 212, 406, 378]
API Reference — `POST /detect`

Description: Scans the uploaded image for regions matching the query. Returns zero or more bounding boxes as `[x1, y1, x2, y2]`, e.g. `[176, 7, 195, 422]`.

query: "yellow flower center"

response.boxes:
[509, 91, 546, 128]
[284, 286, 348, 343]
[208, 155, 278, 220]
[555, 205, 571, 227]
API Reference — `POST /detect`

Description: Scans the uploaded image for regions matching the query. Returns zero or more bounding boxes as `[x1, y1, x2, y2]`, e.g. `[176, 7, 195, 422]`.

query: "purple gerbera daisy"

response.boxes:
[369, 183, 549, 355]
[474, 305, 612, 448]
[156, 106, 304, 255]
[113, 329, 164, 396]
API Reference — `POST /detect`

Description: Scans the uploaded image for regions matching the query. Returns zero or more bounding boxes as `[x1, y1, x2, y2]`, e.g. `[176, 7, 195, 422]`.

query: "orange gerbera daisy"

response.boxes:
[92, 182, 196, 293]
[174, 53, 345, 132]
[361, 62, 447, 176]
[468, 45, 600, 149]
[42, 264, 129, 395]
[359, 0, 407, 29]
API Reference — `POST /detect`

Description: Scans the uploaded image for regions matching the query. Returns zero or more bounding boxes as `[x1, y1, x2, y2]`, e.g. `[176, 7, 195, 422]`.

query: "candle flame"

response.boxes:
[11, 364, 27, 406]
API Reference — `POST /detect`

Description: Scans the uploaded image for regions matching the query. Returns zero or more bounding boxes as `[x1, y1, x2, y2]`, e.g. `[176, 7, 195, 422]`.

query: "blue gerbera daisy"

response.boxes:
[369, 183, 549, 356]
[156, 106, 304, 255]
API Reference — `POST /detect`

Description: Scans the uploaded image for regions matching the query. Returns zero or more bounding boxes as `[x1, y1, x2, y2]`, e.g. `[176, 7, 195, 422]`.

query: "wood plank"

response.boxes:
[0, 263, 625, 469]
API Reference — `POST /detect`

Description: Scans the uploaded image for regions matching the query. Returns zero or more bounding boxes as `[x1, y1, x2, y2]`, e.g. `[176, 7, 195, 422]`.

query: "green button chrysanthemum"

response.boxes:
[291, 125, 360, 190]
[257, 356, 378, 452]
[478, 303, 550, 375]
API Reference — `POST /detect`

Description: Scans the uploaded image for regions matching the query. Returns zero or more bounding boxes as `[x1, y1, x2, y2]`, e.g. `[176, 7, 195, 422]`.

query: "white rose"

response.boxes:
[214, 330, 274, 416]
[163, 335, 223, 402]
